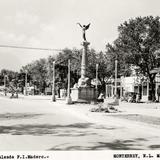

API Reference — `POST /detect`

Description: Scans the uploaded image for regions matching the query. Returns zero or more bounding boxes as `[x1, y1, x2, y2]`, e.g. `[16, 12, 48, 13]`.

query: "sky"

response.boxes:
[0, 0, 160, 71]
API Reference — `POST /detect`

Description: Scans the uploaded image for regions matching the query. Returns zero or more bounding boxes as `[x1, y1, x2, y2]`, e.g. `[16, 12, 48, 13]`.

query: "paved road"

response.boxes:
[0, 96, 160, 150]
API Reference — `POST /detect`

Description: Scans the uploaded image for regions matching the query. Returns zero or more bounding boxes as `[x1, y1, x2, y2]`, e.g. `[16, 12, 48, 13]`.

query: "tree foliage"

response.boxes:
[107, 16, 160, 100]
[0, 69, 19, 90]
[21, 58, 48, 93]
[0, 48, 114, 94]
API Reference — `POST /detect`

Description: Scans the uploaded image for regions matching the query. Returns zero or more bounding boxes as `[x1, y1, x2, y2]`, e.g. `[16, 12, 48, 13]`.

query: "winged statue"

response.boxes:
[77, 23, 91, 41]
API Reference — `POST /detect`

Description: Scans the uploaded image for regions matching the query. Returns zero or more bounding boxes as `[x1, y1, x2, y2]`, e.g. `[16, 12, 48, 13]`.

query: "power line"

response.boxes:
[0, 44, 62, 51]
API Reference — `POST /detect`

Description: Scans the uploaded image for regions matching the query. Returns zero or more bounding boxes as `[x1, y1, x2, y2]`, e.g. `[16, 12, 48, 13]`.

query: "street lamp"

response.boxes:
[66, 59, 72, 104]
[52, 61, 56, 102]
[4, 75, 7, 96]
[96, 63, 99, 98]
[115, 58, 118, 97]
[24, 71, 28, 96]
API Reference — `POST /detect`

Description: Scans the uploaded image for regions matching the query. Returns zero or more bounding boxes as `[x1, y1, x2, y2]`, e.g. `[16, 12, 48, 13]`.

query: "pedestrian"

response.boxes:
[157, 86, 160, 102]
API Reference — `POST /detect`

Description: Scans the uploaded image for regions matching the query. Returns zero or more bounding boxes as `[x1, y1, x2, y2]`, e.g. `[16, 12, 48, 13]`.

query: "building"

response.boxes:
[106, 74, 160, 102]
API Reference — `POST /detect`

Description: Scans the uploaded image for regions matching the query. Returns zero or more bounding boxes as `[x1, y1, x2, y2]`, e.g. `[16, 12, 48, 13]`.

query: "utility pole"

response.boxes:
[52, 61, 56, 102]
[24, 71, 28, 96]
[4, 75, 7, 96]
[66, 59, 72, 104]
[96, 64, 99, 98]
[115, 58, 118, 97]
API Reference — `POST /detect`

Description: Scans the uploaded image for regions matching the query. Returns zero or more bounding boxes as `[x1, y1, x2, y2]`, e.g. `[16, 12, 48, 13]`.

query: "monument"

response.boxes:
[71, 23, 96, 103]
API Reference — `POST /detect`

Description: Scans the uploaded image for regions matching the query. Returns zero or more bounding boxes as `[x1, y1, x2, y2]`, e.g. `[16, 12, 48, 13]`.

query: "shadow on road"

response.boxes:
[107, 114, 160, 127]
[0, 123, 97, 136]
[48, 138, 148, 150]
[0, 119, 158, 150]
[149, 145, 160, 149]
[0, 113, 43, 120]
[0, 122, 121, 137]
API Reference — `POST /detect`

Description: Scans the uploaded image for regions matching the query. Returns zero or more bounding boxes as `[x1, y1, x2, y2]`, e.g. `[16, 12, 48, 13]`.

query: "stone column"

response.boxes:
[78, 41, 90, 87]
[81, 41, 90, 79]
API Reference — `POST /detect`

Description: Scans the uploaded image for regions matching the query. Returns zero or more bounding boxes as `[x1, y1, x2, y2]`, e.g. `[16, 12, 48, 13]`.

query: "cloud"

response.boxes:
[40, 23, 56, 36]
[16, 11, 39, 26]
[0, 12, 58, 71]
[0, 0, 160, 71]
[0, 31, 27, 45]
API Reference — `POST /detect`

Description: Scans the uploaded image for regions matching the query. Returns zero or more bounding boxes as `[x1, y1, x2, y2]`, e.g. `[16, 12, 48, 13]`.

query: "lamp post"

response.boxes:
[4, 75, 7, 96]
[52, 61, 56, 102]
[115, 58, 118, 97]
[66, 59, 72, 104]
[24, 71, 28, 96]
[96, 64, 99, 98]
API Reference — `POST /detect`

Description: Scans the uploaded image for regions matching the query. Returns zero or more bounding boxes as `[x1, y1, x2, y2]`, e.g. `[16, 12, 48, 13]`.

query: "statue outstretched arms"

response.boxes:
[77, 23, 91, 41]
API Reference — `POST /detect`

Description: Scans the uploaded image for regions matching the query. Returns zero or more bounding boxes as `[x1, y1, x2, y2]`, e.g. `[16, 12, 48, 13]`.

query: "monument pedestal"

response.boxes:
[71, 87, 96, 103]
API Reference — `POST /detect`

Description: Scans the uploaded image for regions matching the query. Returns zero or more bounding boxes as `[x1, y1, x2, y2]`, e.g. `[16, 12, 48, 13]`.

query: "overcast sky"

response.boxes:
[0, 0, 160, 71]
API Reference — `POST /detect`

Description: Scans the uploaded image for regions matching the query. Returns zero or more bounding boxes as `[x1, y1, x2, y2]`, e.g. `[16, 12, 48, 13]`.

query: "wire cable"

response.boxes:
[0, 44, 62, 51]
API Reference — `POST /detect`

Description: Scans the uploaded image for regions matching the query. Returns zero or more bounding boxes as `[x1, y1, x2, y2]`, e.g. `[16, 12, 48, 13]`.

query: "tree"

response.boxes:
[21, 58, 48, 94]
[18, 47, 114, 95]
[0, 69, 18, 87]
[106, 43, 132, 77]
[108, 16, 160, 101]
[46, 55, 56, 86]
[55, 48, 81, 89]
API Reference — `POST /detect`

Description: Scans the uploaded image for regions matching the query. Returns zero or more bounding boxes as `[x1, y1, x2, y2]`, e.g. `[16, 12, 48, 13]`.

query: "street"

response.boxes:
[0, 96, 160, 150]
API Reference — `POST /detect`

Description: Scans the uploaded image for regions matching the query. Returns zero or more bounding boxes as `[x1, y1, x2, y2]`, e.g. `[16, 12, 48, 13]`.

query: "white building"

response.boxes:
[106, 74, 160, 101]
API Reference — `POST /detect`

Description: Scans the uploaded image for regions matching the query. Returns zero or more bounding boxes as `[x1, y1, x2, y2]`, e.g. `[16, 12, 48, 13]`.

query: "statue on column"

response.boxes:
[77, 23, 91, 41]
[70, 23, 96, 102]
[77, 23, 91, 87]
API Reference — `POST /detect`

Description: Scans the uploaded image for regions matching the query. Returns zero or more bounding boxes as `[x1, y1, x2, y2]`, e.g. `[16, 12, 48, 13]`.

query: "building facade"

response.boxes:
[106, 74, 160, 101]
